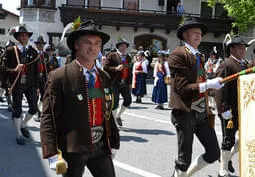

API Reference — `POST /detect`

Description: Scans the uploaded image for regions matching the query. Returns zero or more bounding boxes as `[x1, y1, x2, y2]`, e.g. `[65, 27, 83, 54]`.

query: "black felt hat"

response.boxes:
[226, 35, 250, 48]
[67, 20, 110, 51]
[116, 38, 129, 48]
[34, 35, 46, 44]
[177, 18, 207, 40]
[13, 25, 33, 40]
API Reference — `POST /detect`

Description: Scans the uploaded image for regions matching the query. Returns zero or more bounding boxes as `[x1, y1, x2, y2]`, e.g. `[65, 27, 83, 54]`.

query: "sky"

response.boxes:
[0, 0, 20, 15]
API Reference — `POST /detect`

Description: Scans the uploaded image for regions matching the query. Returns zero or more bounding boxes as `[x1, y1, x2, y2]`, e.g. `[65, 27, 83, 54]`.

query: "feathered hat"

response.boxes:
[60, 17, 110, 51]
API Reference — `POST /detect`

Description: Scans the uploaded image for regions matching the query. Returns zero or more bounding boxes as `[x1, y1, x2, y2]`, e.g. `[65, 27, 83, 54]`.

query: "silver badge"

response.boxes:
[77, 94, 83, 101]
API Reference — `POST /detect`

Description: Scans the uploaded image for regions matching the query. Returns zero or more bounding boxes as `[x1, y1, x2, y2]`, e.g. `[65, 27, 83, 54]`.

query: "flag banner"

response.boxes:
[238, 73, 255, 177]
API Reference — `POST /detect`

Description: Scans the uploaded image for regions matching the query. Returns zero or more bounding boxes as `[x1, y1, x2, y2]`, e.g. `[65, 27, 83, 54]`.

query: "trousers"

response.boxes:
[62, 145, 115, 177]
[171, 109, 220, 171]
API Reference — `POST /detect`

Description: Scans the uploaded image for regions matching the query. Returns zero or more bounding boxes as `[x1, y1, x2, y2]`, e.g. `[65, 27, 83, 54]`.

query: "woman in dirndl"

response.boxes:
[132, 51, 148, 103]
[152, 51, 170, 109]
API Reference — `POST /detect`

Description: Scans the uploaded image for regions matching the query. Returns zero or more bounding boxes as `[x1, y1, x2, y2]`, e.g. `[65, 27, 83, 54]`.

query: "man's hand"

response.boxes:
[14, 64, 24, 72]
[207, 77, 224, 90]
[111, 148, 118, 159]
[48, 154, 68, 171]
[222, 110, 232, 120]
[115, 64, 124, 71]
[199, 77, 224, 93]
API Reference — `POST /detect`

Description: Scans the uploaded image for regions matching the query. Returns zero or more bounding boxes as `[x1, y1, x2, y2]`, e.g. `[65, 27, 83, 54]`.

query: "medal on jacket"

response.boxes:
[77, 94, 83, 101]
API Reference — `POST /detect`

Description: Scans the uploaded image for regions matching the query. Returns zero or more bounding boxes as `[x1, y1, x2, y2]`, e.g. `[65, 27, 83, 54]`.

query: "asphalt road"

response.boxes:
[0, 83, 239, 177]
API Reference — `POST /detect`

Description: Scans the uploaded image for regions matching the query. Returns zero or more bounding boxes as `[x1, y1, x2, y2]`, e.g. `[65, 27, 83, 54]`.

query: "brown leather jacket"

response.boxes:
[3, 45, 39, 89]
[104, 52, 132, 86]
[40, 61, 120, 158]
[168, 46, 205, 112]
[215, 56, 251, 117]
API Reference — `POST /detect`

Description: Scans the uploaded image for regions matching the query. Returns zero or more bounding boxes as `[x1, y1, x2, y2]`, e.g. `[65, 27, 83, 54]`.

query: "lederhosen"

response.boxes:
[5, 45, 39, 118]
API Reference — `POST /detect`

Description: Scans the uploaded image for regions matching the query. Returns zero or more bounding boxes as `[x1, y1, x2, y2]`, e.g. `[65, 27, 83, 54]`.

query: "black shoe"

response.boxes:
[34, 113, 41, 122]
[218, 174, 230, 177]
[228, 160, 235, 173]
[34, 116, 40, 122]
[7, 104, 12, 112]
[116, 117, 123, 126]
[135, 98, 142, 103]
[16, 137, 25, 145]
[0, 97, 4, 102]
[155, 105, 164, 110]
[155, 105, 161, 109]
[21, 127, 30, 138]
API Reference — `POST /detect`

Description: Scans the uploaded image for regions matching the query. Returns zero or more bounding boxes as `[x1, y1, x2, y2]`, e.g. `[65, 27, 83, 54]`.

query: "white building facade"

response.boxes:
[17, 0, 254, 59]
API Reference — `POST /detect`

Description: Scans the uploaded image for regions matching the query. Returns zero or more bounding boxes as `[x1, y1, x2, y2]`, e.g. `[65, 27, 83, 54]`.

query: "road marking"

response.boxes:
[113, 160, 162, 177]
[0, 113, 10, 120]
[124, 111, 223, 136]
[125, 112, 171, 124]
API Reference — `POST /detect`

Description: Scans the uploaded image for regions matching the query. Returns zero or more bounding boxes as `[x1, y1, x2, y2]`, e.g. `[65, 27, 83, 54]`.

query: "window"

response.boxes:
[42, 0, 52, 7]
[215, 3, 228, 18]
[88, 0, 100, 8]
[123, 0, 139, 11]
[21, 0, 56, 8]
[67, 0, 85, 6]
[0, 28, 5, 35]
[201, 2, 212, 18]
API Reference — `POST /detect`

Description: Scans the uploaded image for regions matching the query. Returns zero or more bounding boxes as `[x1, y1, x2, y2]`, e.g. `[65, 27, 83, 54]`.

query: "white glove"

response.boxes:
[48, 154, 68, 170]
[111, 148, 118, 159]
[199, 77, 224, 93]
[222, 110, 232, 120]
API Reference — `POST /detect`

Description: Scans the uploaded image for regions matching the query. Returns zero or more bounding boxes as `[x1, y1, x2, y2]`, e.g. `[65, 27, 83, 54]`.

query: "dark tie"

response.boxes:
[87, 69, 95, 88]
[22, 47, 26, 57]
[121, 54, 126, 62]
[195, 53, 201, 69]
[240, 60, 247, 70]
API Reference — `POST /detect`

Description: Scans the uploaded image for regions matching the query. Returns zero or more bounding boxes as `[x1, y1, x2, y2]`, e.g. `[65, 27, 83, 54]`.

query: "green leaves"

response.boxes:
[208, 0, 255, 32]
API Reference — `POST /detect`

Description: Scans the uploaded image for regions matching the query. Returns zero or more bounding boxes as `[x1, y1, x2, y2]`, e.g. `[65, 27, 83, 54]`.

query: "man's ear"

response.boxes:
[74, 40, 79, 51]
[182, 31, 187, 41]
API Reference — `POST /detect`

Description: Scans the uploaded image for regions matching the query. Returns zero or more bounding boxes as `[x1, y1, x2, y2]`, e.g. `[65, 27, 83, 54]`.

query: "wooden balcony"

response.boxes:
[59, 5, 233, 35]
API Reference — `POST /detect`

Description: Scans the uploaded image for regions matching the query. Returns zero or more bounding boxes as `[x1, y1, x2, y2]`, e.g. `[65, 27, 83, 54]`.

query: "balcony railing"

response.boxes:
[59, 4, 233, 35]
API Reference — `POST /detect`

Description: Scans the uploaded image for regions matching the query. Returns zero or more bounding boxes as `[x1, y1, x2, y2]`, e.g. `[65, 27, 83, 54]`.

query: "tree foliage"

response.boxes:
[208, 0, 255, 32]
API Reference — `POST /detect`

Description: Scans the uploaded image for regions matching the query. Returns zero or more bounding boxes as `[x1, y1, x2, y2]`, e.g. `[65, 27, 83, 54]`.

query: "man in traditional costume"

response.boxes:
[168, 18, 224, 177]
[2, 25, 39, 145]
[215, 35, 251, 177]
[104, 38, 132, 126]
[40, 20, 120, 177]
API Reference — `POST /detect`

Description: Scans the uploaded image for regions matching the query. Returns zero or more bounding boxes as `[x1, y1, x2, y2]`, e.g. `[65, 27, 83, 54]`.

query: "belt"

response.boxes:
[92, 140, 104, 152]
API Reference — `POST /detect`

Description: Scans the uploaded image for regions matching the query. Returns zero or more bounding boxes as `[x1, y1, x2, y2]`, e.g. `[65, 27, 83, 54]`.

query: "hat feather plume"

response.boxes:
[7, 26, 19, 36]
[213, 46, 217, 53]
[248, 39, 255, 46]
[60, 16, 81, 43]
[224, 33, 232, 46]
[60, 22, 73, 43]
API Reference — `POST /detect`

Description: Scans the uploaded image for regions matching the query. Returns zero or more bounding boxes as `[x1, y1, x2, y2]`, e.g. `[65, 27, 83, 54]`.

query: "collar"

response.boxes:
[230, 55, 242, 62]
[75, 60, 98, 77]
[185, 42, 200, 56]
[230, 55, 248, 65]
[117, 49, 126, 56]
[17, 43, 29, 51]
